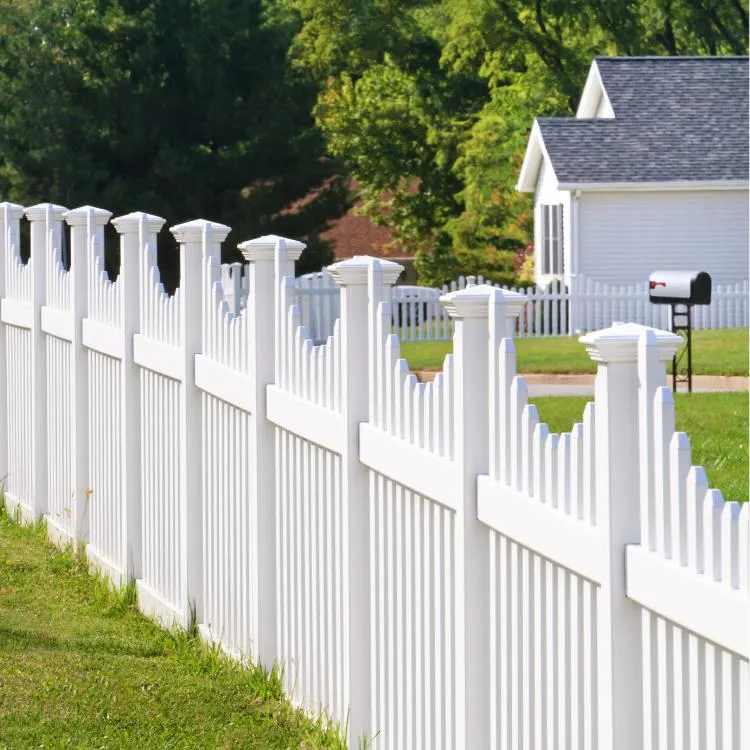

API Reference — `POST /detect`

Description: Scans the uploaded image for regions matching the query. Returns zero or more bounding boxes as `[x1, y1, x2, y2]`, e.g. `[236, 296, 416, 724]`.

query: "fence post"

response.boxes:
[0, 202, 24, 499]
[440, 283, 496, 749]
[365, 258, 403, 430]
[568, 273, 579, 334]
[64, 206, 112, 546]
[579, 321, 680, 750]
[25, 203, 67, 519]
[170, 219, 230, 625]
[496, 288, 527, 339]
[111, 211, 166, 580]
[238, 234, 304, 670]
[328, 256, 380, 743]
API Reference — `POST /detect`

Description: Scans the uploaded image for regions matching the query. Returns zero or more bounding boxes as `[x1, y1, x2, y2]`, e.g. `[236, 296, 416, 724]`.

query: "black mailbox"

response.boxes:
[649, 271, 712, 306]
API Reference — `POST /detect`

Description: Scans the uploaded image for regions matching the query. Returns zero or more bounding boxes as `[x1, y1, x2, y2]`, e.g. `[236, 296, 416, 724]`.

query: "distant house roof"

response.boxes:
[517, 56, 749, 191]
[278, 177, 411, 260]
[322, 207, 409, 260]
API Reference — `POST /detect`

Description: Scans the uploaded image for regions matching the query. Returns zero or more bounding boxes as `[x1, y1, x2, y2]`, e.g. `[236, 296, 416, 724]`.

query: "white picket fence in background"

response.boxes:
[222, 264, 749, 344]
[382, 274, 749, 342]
[1, 201, 748, 750]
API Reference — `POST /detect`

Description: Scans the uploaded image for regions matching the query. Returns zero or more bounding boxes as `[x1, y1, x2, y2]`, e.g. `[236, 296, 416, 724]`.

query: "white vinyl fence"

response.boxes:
[390, 274, 749, 341]
[224, 267, 749, 344]
[1, 200, 748, 750]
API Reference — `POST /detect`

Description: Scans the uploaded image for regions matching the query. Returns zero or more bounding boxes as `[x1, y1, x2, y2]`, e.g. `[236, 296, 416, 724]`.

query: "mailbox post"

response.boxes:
[648, 271, 712, 393]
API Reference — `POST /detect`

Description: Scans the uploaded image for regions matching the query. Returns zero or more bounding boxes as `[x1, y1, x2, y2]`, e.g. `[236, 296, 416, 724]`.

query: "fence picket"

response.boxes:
[522, 405, 539, 496]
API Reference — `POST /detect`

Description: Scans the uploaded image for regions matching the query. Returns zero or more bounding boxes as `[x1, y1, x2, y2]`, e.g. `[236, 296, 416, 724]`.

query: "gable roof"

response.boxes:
[517, 56, 749, 192]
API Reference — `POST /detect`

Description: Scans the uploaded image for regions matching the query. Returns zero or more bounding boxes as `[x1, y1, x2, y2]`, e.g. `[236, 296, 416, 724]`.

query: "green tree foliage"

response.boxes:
[0, 0, 349, 285]
[1, 0, 745, 287]
[284, 0, 748, 285]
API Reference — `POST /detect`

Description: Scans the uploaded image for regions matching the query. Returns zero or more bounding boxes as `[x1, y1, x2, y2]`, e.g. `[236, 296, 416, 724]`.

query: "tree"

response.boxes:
[0, 0, 349, 286]
[283, 0, 748, 285]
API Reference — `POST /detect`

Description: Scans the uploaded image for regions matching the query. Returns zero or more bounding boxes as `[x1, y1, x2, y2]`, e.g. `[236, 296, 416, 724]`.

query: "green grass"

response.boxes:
[0, 503, 347, 750]
[529, 393, 748, 504]
[402, 327, 749, 375]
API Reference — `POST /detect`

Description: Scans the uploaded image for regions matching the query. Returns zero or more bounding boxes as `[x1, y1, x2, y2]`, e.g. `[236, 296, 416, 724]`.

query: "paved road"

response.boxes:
[526, 384, 750, 396]
[414, 371, 749, 397]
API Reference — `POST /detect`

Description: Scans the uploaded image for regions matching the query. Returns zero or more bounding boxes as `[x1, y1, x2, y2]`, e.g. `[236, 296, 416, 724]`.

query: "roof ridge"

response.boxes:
[536, 116, 619, 124]
[595, 55, 749, 61]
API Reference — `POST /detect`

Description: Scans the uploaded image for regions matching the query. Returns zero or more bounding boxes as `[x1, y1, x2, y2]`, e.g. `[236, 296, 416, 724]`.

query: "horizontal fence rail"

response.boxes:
[0, 200, 747, 749]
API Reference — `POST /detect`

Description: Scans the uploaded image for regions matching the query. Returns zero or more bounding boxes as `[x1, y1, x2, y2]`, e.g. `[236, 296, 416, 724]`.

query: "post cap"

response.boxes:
[111, 211, 166, 235]
[63, 205, 113, 227]
[24, 203, 68, 222]
[441, 283, 523, 319]
[170, 219, 231, 245]
[580, 322, 682, 364]
[0, 202, 24, 221]
[328, 255, 403, 286]
[493, 286, 528, 321]
[238, 234, 306, 263]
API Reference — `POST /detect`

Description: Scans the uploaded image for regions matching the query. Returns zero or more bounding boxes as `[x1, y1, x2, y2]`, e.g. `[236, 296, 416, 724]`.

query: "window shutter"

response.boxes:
[554, 204, 562, 274]
[539, 203, 563, 276]
[551, 205, 558, 274]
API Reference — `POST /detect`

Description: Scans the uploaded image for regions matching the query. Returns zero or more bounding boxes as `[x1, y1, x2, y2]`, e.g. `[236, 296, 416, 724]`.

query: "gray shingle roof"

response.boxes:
[537, 57, 749, 184]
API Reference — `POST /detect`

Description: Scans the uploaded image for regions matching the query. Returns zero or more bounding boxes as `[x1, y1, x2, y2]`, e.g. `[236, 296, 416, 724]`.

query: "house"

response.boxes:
[321, 199, 418, 284]
[516, 56, 749, 288]
[281, 177, 418, 283]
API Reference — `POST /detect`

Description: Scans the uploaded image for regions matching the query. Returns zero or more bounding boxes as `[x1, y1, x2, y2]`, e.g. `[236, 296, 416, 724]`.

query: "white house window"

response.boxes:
[540, 203, 563, 275]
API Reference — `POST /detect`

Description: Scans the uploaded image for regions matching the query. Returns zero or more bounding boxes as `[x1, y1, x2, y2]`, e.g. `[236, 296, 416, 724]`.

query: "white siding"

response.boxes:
[594, 93, 614, 118]
[534, 158, 572, 284]
[578, 189, 749, 284]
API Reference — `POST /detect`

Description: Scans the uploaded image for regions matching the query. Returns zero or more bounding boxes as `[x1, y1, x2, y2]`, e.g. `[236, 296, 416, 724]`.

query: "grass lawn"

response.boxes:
[401, 327, 749, 375]
[530, 392, 748, 504]
[0, 505, 345, 750]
